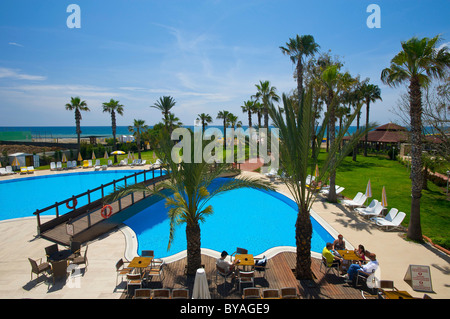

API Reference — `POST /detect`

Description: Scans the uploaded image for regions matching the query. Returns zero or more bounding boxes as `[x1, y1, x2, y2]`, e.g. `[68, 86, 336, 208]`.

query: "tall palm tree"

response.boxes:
[321, 65, 355, 202]
[227, 113, 242, 129]
[253, 101, 264, 128]
[151, 96, 176, 132]
[254, 80, 280, 128]
[128, 119, 148, 160]
[104, 131, 274, 275]
[241, 100, 255, 128]
[197, 113, 213, 133]
[280, 34, 320, 104]
[65, 96, 89, 161]
[361, 83, 382, 156]
[381, 35, 450, 241]
[102, 99, 124, 163]
[217, 110, 230, 139]
[268, 87, 370, 280]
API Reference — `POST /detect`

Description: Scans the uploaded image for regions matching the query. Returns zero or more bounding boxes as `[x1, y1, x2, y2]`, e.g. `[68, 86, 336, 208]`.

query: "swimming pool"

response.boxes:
[124, 178, 334, 257]
[0, 169, 165, 221]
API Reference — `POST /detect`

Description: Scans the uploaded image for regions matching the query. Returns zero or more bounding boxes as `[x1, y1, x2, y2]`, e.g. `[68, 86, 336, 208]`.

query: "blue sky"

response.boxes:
[0, 0, 449, 127]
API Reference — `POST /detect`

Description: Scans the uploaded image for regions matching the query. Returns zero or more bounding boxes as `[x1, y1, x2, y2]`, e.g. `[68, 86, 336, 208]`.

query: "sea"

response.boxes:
[0, 125, 362, 140]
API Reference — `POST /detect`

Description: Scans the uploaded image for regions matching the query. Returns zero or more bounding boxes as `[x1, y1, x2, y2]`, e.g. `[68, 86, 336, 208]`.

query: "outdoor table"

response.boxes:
[49, 249, 72, 262]
[382, 290, 415, 299]
[128, 256, 153, 276]
[235, 254, 255, 271]
[192, 268, 211, 299]
[337, 250, 364, 262]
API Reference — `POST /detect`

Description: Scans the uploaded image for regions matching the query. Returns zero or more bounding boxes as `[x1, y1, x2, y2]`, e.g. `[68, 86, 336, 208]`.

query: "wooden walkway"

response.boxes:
[120, 252, 366, 299]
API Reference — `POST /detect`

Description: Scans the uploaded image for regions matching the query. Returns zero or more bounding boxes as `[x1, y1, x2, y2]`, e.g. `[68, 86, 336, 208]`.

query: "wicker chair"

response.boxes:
[153, 288, 170, 299]
[45, 244, 59, 261]
[172, 288, 189, 299]
[28, 257, 51, 281]
[71, 245, 88, 273]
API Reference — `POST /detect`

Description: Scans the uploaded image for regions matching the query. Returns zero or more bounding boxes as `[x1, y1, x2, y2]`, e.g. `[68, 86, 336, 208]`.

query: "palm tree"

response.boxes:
[65, 97, 89, 161]
[268, 87, 370, 280]
[227, 113, 242, 130]
[241, 100, 255, 128]
[151, 96, 176, 132]
[102, 99, 124, 163]
[196, 113, 213, 133]
[217, 110, 230, 139]
[128, 119, 148, 160]
[254, 80, 280, 128]
[361, 83, 382, 156]
[253, 101, 264, 128]
[381, 35, 450, 241]
[321, 65, 355, 202]
[280, 34, 320, 104]
[166, 113, 183, 133]
[104, 131, 274, 275]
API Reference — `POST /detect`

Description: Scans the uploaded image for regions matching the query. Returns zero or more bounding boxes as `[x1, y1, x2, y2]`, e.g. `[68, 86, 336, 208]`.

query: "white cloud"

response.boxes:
[0, 67, 46, 81]
[8, 42, 24, 47]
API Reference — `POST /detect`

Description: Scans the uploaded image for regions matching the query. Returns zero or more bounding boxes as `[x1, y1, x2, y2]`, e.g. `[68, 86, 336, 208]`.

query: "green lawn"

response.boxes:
[320, 152, 450, 249]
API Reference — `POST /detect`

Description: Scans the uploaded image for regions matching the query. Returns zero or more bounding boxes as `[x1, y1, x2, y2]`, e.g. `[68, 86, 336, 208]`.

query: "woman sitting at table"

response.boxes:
[354, 244, 366, 261]
[333, 234, 346, 250]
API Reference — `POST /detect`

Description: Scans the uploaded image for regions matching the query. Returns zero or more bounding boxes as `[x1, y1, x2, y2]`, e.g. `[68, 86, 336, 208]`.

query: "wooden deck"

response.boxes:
[119, 252, 367, 299]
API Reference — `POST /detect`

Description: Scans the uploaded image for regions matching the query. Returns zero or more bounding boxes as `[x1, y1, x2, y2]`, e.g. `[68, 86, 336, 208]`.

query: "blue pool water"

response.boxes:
[0, 170, 165, 220]
[124, 178, 334, 257]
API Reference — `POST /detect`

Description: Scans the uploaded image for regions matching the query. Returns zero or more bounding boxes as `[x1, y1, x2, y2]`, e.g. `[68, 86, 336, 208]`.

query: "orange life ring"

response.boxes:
[101, 205, 113, 219]
[66, 198, 78, 210]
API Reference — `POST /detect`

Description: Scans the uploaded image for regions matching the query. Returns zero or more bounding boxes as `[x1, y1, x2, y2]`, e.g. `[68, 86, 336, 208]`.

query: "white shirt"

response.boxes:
[216, 258, 232, 272]
[362, 260, 379, 274]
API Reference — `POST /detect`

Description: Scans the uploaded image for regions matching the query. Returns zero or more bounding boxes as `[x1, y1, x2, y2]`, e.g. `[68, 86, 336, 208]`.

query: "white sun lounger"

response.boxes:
[374, 211, 406, 230]
[6, 166, 14, 175]
[357, 201, 383, 218]
[355, 199, 378, 213]
[341, 192, 363, 206]
[27, 166, 35, 174]
[50, 162, 57, 171]
[0, 168, 7, 176]
[320, 185, 345, 196]
[370, 208, 399, 224]
[56, 162, 62, 170]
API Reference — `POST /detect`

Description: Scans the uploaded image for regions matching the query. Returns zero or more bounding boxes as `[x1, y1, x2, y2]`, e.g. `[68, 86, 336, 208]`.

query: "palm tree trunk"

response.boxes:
[264, 104, 269, 129]
[295, 203, 313, 280]
[111, 111, 118, 163]
[248, 110, 252, 128]
[186, 221, 202, 275]
[297, 61, 304, 105]
[75, 109, 81, 162]
[327, 92, 337, 203]
[364, 100, 370, 157]
[407, 76, 423, 241]
[353, 110, 361, 161]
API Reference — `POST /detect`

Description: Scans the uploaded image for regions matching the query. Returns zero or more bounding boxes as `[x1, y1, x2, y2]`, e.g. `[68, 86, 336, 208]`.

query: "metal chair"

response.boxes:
[262, 289, 280, 299]
[242, 287, 261, 299]
[237, 270, 255, 293]
[280, 287, 299, 299]
[152, 288, 170, 299]
[320, 255, 340, 276]
[115, 258, 132, 287]
[134, 288, 151, 299]
[172, 288, 189, 299]
[126, 273, 142, 295]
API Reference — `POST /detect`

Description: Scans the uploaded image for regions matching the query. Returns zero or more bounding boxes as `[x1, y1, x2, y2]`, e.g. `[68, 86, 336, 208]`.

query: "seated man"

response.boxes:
[344, 252, 379, 283]
[216, 251, 239, 275]
[322, 243, 343, 268]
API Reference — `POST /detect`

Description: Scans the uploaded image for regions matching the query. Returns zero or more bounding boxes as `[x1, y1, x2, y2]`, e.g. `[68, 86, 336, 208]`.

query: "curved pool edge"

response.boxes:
[119, 188, 354, 263]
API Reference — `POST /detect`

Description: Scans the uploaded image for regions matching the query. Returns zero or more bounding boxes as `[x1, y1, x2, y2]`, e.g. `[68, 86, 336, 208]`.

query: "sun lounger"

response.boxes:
[101, 165, 107, 170]
[6, 166, 14, 175]
[50, 162, 56, 171]
[370, 208, 398, 224]
[355, 199, 378, 213]
[72, 160, 77, 168]
[20, 167, 28, 174]
[341, 192, 363, 206]
[82, 160, 89, 168]
[141, 159, 146, 165]
[320, 185, 345, 196]
[374, 211, 406, 230]
[107, 160, 113, 166]
[119, 159, 128, 166]
[56, 162, 62, 170]
[88, 160, 93, 168]
[155, 159, 163, 166]
[27, 166, 35, 174]
[356, 200, 383, 218]
[0, 168, 7, 176]
[95, 159, 101, 166]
